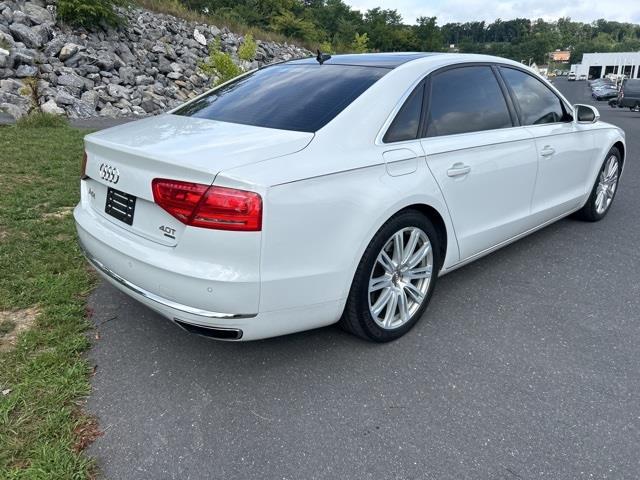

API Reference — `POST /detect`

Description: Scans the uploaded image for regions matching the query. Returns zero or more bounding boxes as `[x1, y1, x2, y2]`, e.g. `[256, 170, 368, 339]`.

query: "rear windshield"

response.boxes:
[173, 64, 388, 132]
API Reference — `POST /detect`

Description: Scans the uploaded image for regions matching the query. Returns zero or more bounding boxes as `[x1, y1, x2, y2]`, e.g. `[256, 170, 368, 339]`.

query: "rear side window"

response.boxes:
[500, 67, 568, 125]
[383, 83, 424, 143]
[174, 64, 387, 133]
[426, 66, 512, 137]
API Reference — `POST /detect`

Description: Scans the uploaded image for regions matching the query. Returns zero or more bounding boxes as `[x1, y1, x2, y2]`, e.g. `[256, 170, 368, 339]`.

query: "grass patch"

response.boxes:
[0, 122, 96, 478]
[16, 111, 69, 129]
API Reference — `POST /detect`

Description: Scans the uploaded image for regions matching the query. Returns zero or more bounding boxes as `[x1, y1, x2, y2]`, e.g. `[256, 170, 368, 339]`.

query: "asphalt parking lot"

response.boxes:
[87, 78, 640, 479]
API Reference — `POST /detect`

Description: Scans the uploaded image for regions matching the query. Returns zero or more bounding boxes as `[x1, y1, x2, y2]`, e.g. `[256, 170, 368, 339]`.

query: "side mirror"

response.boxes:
[574, 104, 600, 124]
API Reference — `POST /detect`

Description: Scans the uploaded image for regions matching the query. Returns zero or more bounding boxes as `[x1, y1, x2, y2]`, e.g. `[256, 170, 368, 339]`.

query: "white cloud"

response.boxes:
[349, 0, 640, 24]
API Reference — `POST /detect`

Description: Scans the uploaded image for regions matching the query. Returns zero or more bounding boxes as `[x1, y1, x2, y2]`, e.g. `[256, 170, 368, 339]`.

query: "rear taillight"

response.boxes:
[151, 179, 208, 223]
[151, 179, 262, 231]
[81, 151, 88, 179]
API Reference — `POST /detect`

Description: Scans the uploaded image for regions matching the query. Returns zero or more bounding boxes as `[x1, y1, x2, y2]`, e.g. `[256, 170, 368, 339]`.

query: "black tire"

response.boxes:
[574, 147, 621, 222]
[340, 210, 441, 342]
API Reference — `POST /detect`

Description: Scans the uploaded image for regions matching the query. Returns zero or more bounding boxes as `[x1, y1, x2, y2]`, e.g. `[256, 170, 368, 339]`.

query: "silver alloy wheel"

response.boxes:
[595, 155, 619, 214]
[368, 227, 433, 330]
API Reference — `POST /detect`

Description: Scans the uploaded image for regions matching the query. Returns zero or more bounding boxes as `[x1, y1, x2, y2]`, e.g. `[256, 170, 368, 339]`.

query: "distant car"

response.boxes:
[590, 78, 614, 87]
[591, 82, 615, 90]
[592, 87, 619, 101]
[568, 72, 576, 81]
[591, 84, 616, 95]
[618, 79, 640, 111]
[578, 74, 587, 81]
[74, 53, 626, 342]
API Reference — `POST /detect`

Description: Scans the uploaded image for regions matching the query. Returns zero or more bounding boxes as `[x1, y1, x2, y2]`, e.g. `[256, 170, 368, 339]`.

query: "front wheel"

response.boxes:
[340, 210, 441, 342]
[575, 147, 621, 222]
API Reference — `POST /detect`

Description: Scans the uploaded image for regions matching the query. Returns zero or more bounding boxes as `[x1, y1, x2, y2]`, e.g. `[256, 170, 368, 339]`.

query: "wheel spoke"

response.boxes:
[595, 191, 604, 211]
[369, 275, 392, 292]
[383, 290, 398, 328]
[404, 282, 425, 304]
[392, 232, 404, 266]
[605, 187, 614, 200]
[371, 287, 392, 317]
[406, 242, 431, 269]
[398, 289, 410, 324]
[404, 265, 433, 281]
[606, 158, 618, 180]
[377, 250, 396, 273]
[401, 229, 420, 265]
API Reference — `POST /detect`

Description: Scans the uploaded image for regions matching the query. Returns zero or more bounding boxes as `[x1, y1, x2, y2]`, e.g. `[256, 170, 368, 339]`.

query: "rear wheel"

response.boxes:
[575, 147, 621, 222]
[340, 210, 441, 342]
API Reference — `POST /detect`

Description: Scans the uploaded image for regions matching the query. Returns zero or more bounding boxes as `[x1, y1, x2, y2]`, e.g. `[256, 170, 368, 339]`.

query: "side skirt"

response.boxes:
[438, 206, 582, 277]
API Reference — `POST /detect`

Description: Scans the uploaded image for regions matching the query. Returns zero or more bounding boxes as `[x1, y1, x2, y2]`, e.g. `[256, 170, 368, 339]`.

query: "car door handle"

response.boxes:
[447, 163, 471, 177]
[540, 146, 556, 157]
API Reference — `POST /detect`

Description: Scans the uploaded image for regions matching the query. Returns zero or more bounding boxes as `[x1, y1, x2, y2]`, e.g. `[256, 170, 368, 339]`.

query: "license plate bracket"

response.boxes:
[105, 187, 136, 225]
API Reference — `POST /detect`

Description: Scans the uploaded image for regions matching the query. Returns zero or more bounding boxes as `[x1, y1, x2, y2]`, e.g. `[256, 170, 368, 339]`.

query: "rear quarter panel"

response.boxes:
[254, 160, 456, 313]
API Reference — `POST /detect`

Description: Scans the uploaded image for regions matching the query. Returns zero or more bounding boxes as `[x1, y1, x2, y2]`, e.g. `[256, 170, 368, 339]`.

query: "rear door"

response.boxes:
[498, 67, 595, 222]
[420, 65, 539, 260]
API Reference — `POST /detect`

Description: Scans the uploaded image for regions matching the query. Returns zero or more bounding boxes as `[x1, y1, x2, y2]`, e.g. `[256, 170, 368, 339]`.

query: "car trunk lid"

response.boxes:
[83, 114, 313, 246]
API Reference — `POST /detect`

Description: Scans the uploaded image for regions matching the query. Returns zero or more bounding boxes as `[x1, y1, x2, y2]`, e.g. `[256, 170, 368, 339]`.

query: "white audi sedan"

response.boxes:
[75, 53, 625, 342]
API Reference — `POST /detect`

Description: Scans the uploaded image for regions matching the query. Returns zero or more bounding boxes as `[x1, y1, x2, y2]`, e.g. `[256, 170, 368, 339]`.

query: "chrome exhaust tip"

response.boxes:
[173, 319, 243, 340]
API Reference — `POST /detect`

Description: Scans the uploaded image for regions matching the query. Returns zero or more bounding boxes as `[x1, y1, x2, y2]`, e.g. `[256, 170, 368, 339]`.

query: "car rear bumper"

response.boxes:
[78, 238, 254, 321]
[75, 203, 343, 340]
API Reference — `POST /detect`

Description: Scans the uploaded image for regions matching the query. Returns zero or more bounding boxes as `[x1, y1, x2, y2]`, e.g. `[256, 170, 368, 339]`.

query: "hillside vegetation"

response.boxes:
[160, 0, 640, 63]
[55, 0, 640, 65]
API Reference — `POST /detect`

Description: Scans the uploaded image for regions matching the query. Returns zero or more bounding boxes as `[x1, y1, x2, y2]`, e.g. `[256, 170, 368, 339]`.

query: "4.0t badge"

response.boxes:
[159, 225, 176, 239]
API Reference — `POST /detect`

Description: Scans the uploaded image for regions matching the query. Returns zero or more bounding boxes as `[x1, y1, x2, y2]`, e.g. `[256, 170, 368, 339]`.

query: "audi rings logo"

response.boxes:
[99, 163, 120, 184]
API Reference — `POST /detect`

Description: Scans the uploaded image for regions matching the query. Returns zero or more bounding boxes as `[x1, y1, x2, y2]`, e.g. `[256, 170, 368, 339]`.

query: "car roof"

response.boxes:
[286, 52, 445, 69]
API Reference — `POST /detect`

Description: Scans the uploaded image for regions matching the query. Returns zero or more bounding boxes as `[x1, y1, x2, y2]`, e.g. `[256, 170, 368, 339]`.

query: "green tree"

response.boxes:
[270, 10, 318, 40]
[363, 8, 404, 51]
[199, 39, 243, 86]
[238, 33, 257, 61]
[415, 16, 443, 51]
[350, 32, 369, 53]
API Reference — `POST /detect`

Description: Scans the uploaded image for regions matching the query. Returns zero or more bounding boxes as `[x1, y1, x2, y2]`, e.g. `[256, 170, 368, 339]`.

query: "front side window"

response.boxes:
[174, 64, 388, 133]
[500, 67, 569, 125]
[383, 83, 424, 143]
[426, 66, 512, 137]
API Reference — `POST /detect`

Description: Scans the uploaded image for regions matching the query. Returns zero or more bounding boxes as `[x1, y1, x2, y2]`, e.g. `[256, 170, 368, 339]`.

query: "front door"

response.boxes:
[498, 66, 595, 222]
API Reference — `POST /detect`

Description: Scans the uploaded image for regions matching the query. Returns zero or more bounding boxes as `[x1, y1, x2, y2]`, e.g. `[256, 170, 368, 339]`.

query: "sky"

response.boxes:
[349, 0, 640, 25]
